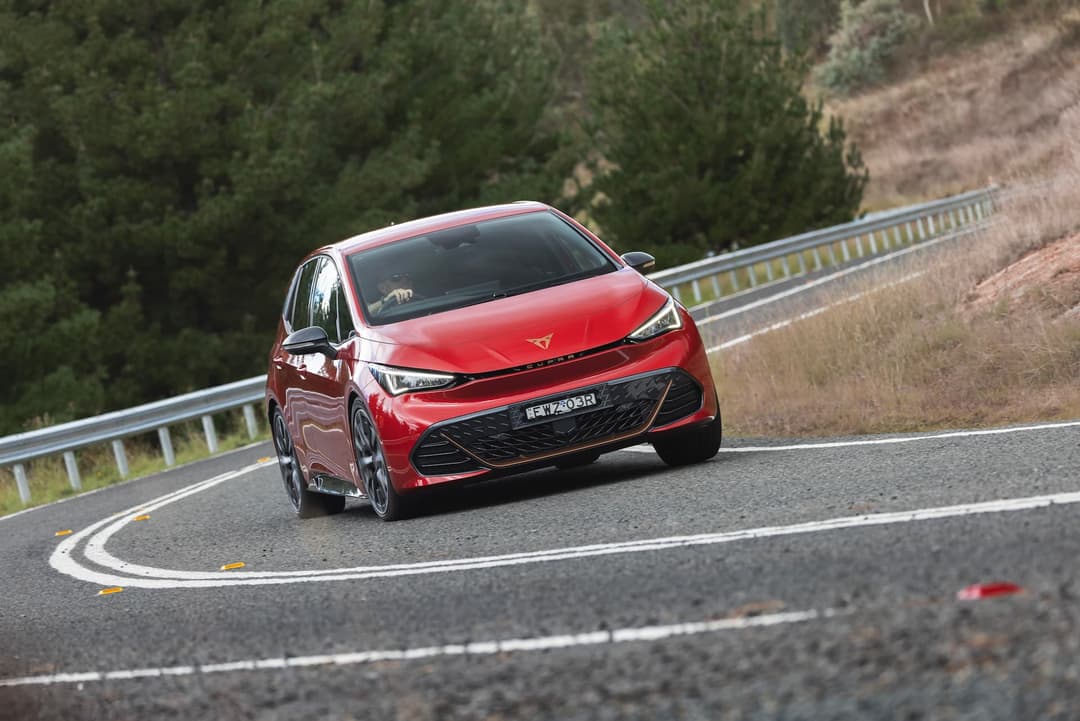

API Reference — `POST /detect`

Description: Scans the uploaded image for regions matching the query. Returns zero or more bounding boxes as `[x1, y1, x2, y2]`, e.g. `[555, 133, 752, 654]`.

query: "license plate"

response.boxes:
[524, 392, 598, 421]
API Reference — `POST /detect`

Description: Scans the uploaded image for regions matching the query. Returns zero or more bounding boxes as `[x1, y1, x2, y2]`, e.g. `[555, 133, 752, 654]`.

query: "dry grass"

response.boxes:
[828, 14, 1080, 210]
[714, 100, 1080, 437]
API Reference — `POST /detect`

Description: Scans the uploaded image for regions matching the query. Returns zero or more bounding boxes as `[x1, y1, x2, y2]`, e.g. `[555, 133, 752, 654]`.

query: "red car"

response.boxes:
[266, 203, 721, 521]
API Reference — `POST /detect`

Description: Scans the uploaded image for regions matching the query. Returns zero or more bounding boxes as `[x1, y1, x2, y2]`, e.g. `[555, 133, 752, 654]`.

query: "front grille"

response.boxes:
[412, 370, 674, 472]
[653, 371, 703, 427]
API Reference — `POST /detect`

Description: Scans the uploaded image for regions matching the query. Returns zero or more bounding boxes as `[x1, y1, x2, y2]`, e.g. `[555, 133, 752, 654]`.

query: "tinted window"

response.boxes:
[347, 211, 616, 325]
[289, 259, 321, 331]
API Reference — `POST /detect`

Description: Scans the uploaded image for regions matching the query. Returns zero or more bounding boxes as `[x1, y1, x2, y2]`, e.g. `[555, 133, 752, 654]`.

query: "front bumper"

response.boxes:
[412, 367, 701, 474]
[367, 321, 717, 491]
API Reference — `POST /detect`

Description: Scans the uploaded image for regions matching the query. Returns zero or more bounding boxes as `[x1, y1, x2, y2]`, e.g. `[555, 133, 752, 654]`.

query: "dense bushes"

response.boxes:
[819, 0, 922, 94]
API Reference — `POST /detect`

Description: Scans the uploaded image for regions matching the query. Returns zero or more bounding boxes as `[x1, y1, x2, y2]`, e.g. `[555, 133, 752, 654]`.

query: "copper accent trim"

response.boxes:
[526, 333, 554, 350]
[440, 379, 673, 469]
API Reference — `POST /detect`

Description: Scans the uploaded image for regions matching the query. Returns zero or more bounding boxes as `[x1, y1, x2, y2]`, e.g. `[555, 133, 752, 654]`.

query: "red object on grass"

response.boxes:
[956, 582, 1025, 600]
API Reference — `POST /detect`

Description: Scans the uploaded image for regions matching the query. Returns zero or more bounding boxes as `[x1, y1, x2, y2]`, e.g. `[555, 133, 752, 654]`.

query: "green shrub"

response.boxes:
[819, 0, 922, 94]
[776, 0, 841, 55]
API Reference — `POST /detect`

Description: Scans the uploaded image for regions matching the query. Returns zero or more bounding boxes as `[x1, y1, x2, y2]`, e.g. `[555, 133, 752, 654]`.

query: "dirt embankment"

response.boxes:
[965, 232, 1080, 322]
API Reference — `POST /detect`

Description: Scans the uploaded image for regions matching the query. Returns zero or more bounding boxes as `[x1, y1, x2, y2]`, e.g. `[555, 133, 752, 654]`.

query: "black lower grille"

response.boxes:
[411, 369, 675, 472]
[654, 371, 703, 427]
[411, 435, 484, 475]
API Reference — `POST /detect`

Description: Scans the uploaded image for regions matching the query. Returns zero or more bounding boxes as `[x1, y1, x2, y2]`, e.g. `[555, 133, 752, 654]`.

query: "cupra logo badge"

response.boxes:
[527, 333, 554, 350]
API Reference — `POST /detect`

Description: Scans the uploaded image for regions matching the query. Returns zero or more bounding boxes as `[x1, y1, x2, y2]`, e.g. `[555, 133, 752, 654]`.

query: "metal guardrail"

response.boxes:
[0, 186, 997, 507]
[1, 377, 266, 505]
[647, 186, 996, 305]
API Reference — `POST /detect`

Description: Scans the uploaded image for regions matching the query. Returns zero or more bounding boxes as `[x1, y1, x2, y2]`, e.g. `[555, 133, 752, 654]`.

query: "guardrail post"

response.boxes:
[975, 202, 985, 221]
[111, 440, 129, 478]
[892, 227, 902, 247]
[729, 269, 739, 292]
[670, 286, 682, 303]
[868, 233, 878, 254]
[13, 464, 31, 505]
[709, 275, 721, 300]
[812, 248, 823, 270]
[840, 239, 851, 262]
[905, 223, 914, 243]
[948, 209, 958, 229]
[63, 451, 82, 491]
[202, 415, 219, 454]
[747, 265, 758, 287]
[961, 206, 972, 224]
[927, 214, 937, 235]
[796, 252, 807, 275]
[691, 279, 702, 304]
[916, 218, 927, 240]
[764, 261, 774, 282]
[826, 244, 838, 267]
[243, 404, 259, 440]
[780, 255, 792, 278]
[158, 427, 176, 467]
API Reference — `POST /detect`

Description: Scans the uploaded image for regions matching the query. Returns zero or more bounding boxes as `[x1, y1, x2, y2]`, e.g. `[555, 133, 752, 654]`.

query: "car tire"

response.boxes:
[271, 409, 347, 518]
[555, 451, 601, 470]
[352, 402, 412, 522]
[653, 398, 722, 467]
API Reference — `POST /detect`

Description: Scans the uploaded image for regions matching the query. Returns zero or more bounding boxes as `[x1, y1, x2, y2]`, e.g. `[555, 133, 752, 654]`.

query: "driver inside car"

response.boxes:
[368, 272, 417, 315]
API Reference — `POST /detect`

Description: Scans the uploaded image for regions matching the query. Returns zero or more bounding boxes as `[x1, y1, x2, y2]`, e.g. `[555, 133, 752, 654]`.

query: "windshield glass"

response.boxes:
[347, 211, 617, 325]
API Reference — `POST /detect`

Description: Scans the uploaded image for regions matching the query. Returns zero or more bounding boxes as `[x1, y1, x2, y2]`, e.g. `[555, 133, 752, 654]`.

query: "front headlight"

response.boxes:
[627, 297, 683, 341]
[369, 364, 458, 396]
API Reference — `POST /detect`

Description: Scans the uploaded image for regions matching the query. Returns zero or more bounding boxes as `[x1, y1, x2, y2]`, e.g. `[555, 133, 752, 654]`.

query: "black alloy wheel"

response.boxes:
[352, 403, 411, 521]
[272, 409, 346, 518]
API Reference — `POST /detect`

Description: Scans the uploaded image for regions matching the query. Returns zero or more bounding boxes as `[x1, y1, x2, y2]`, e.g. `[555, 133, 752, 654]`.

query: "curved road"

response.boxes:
[3, 419, 1080, 720]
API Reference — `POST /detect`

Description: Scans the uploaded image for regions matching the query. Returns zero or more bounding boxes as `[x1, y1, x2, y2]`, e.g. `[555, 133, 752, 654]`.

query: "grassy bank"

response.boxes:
[714, 105, 1080, 437]
[0, 412, 269, 517]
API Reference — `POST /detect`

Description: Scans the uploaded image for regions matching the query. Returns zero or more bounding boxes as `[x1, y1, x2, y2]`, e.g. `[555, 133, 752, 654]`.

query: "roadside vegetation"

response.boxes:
[716, 89, 1080, 436]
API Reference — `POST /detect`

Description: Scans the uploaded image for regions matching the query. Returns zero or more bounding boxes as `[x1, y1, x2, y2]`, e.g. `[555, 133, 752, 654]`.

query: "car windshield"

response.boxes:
[347, 210, 618, 325]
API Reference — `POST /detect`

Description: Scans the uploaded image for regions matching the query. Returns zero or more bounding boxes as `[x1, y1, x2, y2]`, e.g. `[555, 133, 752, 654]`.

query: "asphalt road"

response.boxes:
[5, 227, 1080, 720]
[3, 419, 1080, 720]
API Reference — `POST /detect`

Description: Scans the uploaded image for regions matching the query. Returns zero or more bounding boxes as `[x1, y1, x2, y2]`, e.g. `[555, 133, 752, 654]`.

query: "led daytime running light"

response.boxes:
[628, 297, 683, 341]
[369, 364, 457, 396]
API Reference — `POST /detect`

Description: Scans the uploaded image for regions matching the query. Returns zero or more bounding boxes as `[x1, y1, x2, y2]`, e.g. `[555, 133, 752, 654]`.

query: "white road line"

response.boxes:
[53, 462, 1080, 588]
[0, 607, 839, 687]
[706, 272, 924, 353]
[622, 419, 1080, 454]
[695, 226, 975, 327]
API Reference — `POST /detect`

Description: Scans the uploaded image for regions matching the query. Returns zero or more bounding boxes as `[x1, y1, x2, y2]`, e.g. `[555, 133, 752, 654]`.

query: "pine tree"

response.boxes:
[587, 0, 867, 267]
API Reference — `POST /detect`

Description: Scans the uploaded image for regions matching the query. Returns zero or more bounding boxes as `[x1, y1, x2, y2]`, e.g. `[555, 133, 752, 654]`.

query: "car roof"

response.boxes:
[329, 201, 552, 257]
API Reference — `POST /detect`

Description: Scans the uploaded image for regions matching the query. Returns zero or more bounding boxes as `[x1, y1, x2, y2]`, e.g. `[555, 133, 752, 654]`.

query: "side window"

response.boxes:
[309, 258, 339, 343]
[334, 280, 356, 341]
[289, 259, 321, 331]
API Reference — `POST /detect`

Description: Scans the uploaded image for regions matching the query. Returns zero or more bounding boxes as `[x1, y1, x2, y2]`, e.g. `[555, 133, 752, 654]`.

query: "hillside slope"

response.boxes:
[827, 16, 1080, 210]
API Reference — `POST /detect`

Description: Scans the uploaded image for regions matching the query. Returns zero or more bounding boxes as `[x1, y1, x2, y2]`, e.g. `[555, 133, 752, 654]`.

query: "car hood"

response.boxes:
[360, 268, 670, 375]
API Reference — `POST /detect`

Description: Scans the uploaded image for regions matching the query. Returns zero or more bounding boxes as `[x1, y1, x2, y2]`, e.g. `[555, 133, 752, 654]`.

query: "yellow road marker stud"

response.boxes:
[220, 562, 246, 571]
[133, 514, 151, 521]
[54, 530, 73, 537]
[257, 456, 272, 463]
[98, 587, 124, 596]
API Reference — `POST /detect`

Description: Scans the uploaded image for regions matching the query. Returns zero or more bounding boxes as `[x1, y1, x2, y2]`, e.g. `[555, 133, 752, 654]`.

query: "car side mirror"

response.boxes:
[283, 326, 338, 358]
[621, 251, 656, 274]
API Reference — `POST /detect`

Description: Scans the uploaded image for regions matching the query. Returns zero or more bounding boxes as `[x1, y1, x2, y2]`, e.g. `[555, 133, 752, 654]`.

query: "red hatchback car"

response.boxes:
[266, 202, 721, 520]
